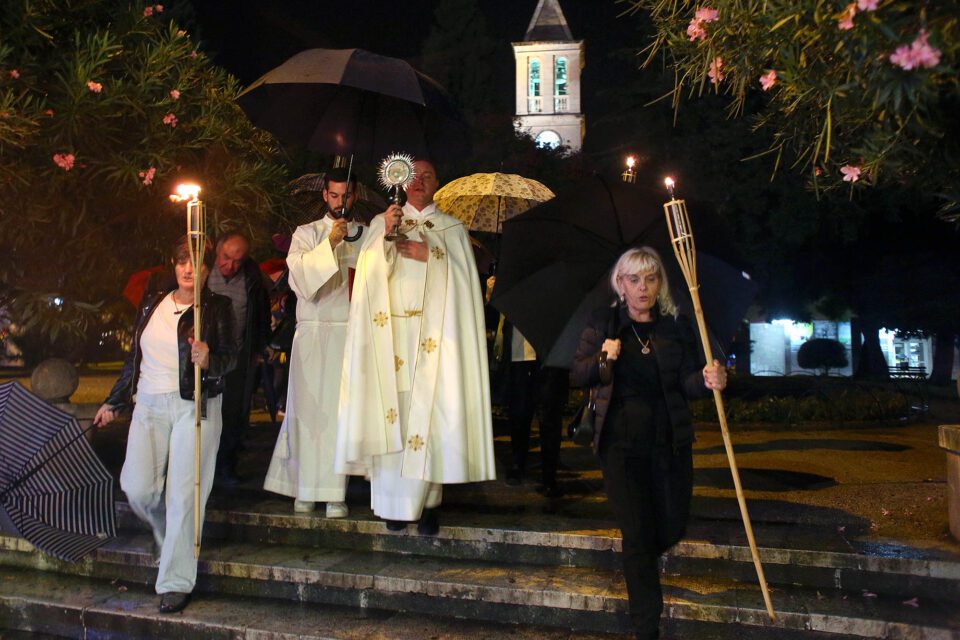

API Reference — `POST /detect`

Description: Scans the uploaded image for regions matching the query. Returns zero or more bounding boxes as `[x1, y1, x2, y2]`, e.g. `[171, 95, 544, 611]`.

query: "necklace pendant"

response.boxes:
[641, 346, 651, 355]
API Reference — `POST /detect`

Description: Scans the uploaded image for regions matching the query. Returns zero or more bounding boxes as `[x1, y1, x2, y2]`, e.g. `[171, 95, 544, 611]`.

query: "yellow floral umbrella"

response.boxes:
[434, 172, 555, 233]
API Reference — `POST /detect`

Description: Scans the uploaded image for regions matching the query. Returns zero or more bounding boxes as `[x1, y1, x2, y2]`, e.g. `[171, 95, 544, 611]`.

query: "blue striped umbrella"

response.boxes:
[0, 381, 116, 562]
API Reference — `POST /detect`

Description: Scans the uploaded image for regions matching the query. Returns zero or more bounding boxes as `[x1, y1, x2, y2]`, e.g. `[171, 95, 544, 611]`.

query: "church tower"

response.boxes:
[512, 0, 584, 151]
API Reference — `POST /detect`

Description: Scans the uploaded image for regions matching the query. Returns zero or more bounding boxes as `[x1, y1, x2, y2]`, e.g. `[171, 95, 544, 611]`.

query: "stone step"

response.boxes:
[0, 566, 870, 640]
[1, 533, 957, 639]
[114, 499, 960, 602]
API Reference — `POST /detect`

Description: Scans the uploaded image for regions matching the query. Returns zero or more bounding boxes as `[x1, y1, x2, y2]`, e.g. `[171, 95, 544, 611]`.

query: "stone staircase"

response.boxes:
[1, 492, 958, 639]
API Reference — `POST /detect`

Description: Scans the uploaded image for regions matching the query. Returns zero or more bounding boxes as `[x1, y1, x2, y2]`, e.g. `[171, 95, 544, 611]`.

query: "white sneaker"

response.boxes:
[325, 502, 349, 518]
[293, 499, 315, 513]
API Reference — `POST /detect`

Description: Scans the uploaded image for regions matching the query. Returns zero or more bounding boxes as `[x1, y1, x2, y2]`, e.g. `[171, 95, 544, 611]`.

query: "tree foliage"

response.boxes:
[0, 0, 288, 360]
[797, 337, 849, 374]
[620, 0, 960, 204]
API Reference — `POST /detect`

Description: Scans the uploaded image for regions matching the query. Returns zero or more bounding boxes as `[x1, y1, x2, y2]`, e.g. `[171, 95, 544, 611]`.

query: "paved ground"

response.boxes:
[6, 368, 960, 556]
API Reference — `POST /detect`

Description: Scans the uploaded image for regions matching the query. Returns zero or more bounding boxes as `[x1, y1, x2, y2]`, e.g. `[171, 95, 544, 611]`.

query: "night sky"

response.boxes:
[189, 0, 640, 84]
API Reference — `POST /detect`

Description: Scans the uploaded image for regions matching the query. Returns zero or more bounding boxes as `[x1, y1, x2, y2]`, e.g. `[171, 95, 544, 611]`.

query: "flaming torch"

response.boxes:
[663, 177, 776, 620]
[621, 155, 637, 184]
[170, 182, 205, 559]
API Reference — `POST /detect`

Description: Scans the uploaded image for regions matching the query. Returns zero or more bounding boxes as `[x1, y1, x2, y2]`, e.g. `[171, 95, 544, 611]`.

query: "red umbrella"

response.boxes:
[259, 257, 287, 281]
[122, 266, 165, 308]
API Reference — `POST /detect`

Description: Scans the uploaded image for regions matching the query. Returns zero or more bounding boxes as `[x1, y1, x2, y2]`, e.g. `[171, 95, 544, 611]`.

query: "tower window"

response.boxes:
[529, 59, 541, 97]
[535, 130, 561, 149]
[555, 57, 567, 96]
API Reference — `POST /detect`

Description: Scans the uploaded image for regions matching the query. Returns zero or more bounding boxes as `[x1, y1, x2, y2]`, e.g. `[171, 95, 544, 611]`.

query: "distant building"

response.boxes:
[512, 0, 584, 151]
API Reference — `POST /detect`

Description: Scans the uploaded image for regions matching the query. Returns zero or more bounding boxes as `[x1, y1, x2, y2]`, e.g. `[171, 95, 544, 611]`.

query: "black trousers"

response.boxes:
[508, 363, 568, 485]
[598, 401, 693, 638]
[215, 356, 253, 475]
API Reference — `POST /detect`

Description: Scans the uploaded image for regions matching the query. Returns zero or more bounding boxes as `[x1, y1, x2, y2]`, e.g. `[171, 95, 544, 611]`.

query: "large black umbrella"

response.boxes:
[491, 174, 756, 368]
[0, 381, 116, 562]
[237, 48, 470, 163]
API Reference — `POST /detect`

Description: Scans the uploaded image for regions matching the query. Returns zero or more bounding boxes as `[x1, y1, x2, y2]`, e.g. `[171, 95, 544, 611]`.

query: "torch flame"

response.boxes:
[170, 183, 202, 202]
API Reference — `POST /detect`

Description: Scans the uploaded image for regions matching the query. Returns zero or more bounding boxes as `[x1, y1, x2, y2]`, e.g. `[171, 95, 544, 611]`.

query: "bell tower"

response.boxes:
[512, 0, 584, 151]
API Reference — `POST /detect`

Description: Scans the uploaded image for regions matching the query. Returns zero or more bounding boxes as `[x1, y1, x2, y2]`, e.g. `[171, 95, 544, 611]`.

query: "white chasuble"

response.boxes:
[335, 204, 496, 499]
[264, 216, 363, 502]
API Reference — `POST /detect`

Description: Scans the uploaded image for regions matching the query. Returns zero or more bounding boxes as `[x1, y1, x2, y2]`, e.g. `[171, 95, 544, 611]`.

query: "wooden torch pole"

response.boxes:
[187, 195, 205, 559]
[662, 179, 775, 620]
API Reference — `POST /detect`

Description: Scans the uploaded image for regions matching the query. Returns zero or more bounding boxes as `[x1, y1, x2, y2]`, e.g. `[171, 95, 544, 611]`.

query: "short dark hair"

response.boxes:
[173, 234, 214, 269]
[215, 230, 250, 251]
[323, 168, 358, 191]
[412, 157, 439, 183]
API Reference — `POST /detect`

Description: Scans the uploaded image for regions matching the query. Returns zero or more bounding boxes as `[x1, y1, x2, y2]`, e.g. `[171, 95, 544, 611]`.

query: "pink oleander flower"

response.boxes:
[45, 108, 55, 116]
[189, 50, 198, 58]
[53, 153, 75, 171]
[687, 18, 707, 41]
[695, 7, 719, 22]
[840, 165, 861, 182]
[759, 69, 777, 91]
[87, 80, 103, 93]
[857, 0, 877, 10]
[163, 112, 177, 127]
[837, 2, 856, 30]
[890, 30, 942, 70]
[139, 166, 156, 185]
[155, 4, 163, 12]
[143, 6, 153, 16]
[176, 30, 187, 37]
[9, 69, 19, 79]
[169, 89, 180, 100]
[708, 57, 724, 85]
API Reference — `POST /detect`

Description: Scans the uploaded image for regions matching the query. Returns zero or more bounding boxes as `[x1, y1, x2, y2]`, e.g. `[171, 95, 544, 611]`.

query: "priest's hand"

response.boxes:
[383, 204, 403, 234]
[329, 218, 348, 248]
[397, 238, 428, 262]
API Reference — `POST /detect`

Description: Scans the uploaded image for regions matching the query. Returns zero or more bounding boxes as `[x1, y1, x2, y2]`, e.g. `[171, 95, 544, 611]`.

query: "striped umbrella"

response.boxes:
[0, 381, 116, 562]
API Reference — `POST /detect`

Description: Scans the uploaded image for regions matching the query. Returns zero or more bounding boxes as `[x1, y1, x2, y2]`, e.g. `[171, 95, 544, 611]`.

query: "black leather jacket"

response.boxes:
[571, 305, 707, 449]
[104, 288, 237, 414]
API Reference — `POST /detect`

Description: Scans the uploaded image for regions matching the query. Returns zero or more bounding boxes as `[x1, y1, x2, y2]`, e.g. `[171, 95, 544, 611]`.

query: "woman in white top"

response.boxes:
[94, 235, 236, 614]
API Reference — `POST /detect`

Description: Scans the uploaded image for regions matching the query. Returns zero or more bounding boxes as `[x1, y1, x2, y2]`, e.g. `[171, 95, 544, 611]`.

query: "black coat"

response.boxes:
[570, 305, 707, 449]
[104, 288, 237, 414]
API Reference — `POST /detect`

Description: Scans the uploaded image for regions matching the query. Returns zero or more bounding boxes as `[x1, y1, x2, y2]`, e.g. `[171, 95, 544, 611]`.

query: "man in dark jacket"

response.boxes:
[209, 231, 271, 486]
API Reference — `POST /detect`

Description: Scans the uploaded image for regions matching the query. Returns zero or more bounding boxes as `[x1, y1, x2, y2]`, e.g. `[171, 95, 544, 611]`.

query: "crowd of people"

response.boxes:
[92, 158, 727, 640]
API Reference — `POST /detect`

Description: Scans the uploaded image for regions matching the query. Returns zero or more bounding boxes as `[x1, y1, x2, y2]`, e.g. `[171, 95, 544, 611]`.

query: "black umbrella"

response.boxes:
[237, 48, 470, 163]
[0, 381, 116, 562]
[491, 174, 756, 368]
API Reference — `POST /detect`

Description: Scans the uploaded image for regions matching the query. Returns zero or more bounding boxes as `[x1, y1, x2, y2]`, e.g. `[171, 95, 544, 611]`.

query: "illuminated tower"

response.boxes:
[512, 0, 584, 151]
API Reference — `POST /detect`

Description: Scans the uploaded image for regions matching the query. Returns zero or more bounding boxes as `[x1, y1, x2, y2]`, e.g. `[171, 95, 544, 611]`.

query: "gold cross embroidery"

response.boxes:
[386, 408, 397, 424]
[394, 355, 404, 371]
[431, 246, 445, 260]
[373, 311, 389, 327]
[407, 434, 425, 451]
[420, 337, 437, 354]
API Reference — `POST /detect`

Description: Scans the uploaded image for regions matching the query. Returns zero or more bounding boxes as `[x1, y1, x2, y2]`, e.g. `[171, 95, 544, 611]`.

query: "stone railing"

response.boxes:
[527, 97, 542, 113]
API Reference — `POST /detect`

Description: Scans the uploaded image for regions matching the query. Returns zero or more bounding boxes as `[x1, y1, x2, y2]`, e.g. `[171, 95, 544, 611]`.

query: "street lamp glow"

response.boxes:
[170, 183, 202, 202]
[626, 155, 636, 169]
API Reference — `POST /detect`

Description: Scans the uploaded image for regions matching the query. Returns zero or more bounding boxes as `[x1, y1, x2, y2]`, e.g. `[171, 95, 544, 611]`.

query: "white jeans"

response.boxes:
[120, 391, 222, 594]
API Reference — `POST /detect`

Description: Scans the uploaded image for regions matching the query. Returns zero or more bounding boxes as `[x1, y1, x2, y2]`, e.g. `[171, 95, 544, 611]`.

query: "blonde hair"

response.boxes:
[610, 246, 677, 317]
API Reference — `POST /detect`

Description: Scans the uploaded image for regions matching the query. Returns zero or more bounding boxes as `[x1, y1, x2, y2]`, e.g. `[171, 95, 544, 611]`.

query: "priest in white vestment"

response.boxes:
[335, 159, 496, 534]
[265, 170, 364, 518]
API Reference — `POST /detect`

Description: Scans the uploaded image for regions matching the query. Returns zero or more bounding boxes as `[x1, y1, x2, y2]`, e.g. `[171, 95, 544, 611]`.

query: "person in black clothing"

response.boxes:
[93, 235, 236, 614]
[208, 231, 271, 486]
[571, 247, 726, 640]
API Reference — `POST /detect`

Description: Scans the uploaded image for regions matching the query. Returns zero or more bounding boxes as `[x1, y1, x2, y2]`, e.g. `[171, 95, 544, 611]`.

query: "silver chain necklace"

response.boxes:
[630, 324, 652, 355]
